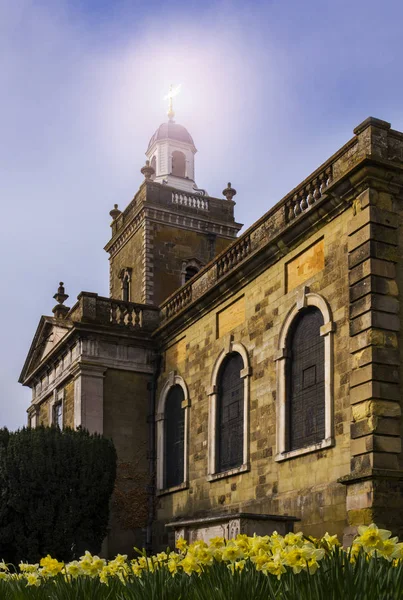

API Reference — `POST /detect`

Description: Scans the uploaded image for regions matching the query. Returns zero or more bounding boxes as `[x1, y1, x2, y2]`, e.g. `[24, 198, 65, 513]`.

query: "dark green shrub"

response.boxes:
[0, 426, 116, 564]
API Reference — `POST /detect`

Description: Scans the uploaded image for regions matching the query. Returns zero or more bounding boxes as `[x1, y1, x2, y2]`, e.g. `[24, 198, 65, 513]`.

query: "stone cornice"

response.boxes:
[105, 204, 242, 258]
[104, 180, 241, 257]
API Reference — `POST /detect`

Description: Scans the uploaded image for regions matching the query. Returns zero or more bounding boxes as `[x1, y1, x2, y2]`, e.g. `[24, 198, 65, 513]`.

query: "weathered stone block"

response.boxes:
[348, 223, 398, 252]
[348, 241, 398, 270]
[350, 381, 400, 404]
[351, 400, 401, 421]
[347, 206, 397, 236]
[351, 434, 401, 456]
[351, 452, 399, 471]
[350, 294, 399, 319]
[350, 275, 398, 302]
[348, 258, 395, 286]
[351, 346, 400, 368]
[350, 417, 401, 439]
[350, 311, 400, 336]
[350, 363, 399, 387]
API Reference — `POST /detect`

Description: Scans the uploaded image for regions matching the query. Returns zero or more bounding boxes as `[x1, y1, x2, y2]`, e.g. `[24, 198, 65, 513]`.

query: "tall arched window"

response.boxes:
[171, 151, 186, 177]
[286, 307, 325, 451]
[119, 268, 132, 302]
[216, 353, 244, 472]
[275, 290, 334, 461]
[164, 385, 185, 489]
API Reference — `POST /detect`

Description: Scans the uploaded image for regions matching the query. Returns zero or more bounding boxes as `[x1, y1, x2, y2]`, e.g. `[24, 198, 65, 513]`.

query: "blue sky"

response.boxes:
[1, 0, 403, 429]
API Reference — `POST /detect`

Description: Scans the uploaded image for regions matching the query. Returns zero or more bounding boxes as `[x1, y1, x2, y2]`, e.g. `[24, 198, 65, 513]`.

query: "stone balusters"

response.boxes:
[165, 286, 192, 319]
[110, 301, 143, 328]
[217, 235, 251, 278]
[172, 192, 209, 210]
[285, 166, 333, 222]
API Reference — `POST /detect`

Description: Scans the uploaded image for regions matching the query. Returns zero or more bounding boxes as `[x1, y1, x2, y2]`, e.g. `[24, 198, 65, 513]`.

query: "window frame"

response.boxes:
[181, 258, 203, 286]
[118, 268, 132, 302]
[156, 372, 190, 494]
[208, 340, 251, 481]
[49, 388, 64, 429]
[53, 401, 63, 428]
[275, 289, 335, 462]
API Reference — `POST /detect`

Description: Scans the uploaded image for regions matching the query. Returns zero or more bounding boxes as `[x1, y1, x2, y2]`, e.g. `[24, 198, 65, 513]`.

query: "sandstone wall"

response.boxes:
[155, 208, 353, 544]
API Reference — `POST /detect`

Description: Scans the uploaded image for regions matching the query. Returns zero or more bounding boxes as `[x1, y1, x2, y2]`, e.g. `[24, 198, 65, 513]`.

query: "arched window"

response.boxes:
[171, 151, 186, 177]
[216, 352, 244, 472]
[208, 342, 251, 479]
[156, 375, 189, 492]
[181, 259, 204, 286]
[275, 290, 335, 461]
[119, 268, 132, 302]
[122, 274, 130, 301]
[164, 385, 185, 489]
[286, 307, 325, 451]
[151, 155, 156, 180]
[185, 266, 198, 282]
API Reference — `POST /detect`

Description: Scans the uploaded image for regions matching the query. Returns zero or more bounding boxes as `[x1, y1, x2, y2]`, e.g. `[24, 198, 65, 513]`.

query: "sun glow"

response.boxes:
[164, 84, 182, 121]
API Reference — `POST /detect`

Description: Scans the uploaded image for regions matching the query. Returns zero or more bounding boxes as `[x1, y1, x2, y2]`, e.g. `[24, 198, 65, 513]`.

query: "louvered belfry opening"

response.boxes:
[286, 307, 325, 451]
[216, 353, 244, 472]
[164, 385, 185, 489]
[122, 276, 129, 301]
[185, 266, 199, 282]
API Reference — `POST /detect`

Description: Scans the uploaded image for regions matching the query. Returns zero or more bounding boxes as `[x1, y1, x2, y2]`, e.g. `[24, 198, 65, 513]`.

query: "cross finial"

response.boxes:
[164, 84, 181, 122]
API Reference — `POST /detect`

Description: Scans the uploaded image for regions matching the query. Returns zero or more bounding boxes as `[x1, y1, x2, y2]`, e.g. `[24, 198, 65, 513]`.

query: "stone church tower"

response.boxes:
[20, 113, 403, 556]
[105, 100, 242, 306]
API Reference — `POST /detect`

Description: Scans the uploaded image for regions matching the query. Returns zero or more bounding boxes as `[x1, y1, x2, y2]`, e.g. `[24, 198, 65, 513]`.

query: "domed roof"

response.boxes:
[147, 121, 196, 152]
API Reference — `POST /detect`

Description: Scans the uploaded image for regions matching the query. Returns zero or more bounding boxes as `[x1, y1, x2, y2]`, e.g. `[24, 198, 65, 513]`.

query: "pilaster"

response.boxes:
[73, 364, 106, 434]
[341, 180, 403, 540]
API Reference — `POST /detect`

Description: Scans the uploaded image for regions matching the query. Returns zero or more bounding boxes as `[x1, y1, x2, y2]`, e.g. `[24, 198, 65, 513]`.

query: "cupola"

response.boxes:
[145, 86, 199, 193]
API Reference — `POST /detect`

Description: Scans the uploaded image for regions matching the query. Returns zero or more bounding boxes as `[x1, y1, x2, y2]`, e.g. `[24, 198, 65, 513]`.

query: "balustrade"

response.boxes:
[217, 235, 251, 279]
[165, 286, 192, 319]
[109, 301, 143, 328]
[172, 192, 209, 210]
[77, 293, 159, 330]
[285, 166, 333, 222]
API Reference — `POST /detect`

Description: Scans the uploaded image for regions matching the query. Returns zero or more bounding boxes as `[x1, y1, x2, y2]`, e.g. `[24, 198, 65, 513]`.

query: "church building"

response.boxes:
[20, 102, 403, 554]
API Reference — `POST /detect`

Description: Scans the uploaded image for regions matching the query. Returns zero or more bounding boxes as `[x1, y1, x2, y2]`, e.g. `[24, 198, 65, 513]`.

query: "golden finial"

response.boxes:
[164, 84, 181, 122]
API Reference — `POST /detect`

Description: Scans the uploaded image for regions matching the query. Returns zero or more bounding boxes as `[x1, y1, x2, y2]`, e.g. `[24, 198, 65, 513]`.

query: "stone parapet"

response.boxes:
[68, 292, 160, 333]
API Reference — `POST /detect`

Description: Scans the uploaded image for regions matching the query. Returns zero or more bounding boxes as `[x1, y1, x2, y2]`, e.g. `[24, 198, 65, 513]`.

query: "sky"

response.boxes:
[1, 0, 403, 429]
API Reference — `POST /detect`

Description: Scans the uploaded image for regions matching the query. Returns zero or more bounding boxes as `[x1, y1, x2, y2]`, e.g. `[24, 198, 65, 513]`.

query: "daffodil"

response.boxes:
[66, 561, 82, 578]
[175, 537, 188, 551]
[356, 523, 391, 551]
[25, 573, 41, 587]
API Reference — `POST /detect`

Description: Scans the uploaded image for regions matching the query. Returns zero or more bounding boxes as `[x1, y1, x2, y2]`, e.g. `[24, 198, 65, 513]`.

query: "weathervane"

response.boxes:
[164, 84, 181, 122]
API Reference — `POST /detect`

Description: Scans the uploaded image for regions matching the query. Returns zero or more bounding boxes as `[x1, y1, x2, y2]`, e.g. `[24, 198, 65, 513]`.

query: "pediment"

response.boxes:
[19, 316, 71, 384]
